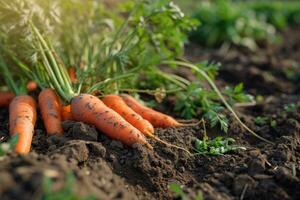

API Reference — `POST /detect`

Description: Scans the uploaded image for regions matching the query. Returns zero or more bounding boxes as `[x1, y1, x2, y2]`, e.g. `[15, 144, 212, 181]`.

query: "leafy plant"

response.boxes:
[169, 183, 203, 200]
[270, 119, 277, 128]
[283, 65, 300, 82]
[190, 0, 277, 50]
[174, 63, 252, 132]
[175, 83, 230, 131]
[192, 118, 245, 156]
[194, 136, 245, 156]
[284, 102, 300, 112]
[0, 134, 19, 156]
[248, 1, 300, 30]
[42, 172, 96, 200]
[253, 116, 278, 128]
[253, 116, 268, 126]
[223, 83, 253, 105]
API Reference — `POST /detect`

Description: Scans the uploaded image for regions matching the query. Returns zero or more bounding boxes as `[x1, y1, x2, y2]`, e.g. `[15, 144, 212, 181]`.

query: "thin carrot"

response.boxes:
[71, 94, 151, 148]
[69, 67, 77, 84]
[120, 94, 180, 128]
[102, 94, 154, 137]
[0, 91, 15, 107]
[61, 105, 73, 121]
[39, 88, 64, 135]
[9, 95, 37, 154]
[102, 94, 192, 155]
[26, 80, 38, 92]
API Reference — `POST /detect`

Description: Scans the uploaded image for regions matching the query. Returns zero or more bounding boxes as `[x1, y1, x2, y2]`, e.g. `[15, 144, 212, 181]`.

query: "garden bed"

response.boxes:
[0, 27, 299, 200]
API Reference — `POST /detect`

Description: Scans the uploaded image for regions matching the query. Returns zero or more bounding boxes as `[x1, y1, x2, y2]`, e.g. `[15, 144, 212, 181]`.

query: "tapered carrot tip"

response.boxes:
[144, 131, 155, 138]
[119, 94, 180, 128]
[145, 142, 153, 150]
[102, 94, 155, 137]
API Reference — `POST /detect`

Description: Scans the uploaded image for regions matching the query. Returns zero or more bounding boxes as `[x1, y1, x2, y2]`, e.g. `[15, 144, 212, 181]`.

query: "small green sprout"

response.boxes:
[193, 119, 245, 156]
[256, 95, 264, 103]
[194, 136, 245, 156]
[42, 172, 97, 200]
[270, 120, 277, 128]
[253, 116, 268, 126]
[284, 103, 300, 112]
[0, 134, 19, 156]
[169, 183, 203, 200]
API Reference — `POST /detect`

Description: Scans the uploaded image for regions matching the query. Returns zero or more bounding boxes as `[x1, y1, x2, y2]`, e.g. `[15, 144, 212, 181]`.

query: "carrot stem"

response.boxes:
[163, 60, 273, 144]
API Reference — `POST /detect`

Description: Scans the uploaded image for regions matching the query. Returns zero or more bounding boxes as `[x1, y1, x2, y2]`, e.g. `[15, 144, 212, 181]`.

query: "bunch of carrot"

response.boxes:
[0, 1, 195, 153]
[0, 0, 271, 157]
[1, 85, 186, 154]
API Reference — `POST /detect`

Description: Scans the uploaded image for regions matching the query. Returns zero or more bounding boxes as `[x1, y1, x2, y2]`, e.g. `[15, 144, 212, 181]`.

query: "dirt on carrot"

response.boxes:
[39, 88, 64, 135]
[102, 94, 155, 137]
[9, 95, 37, 154]
[120, 94, 181, 128]
[71, 94, 151, 148]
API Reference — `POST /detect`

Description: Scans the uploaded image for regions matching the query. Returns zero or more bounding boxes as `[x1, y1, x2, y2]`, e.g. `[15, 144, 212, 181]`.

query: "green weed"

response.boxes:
[0, 134, 19, 156]
[284, 102, 300, 112]
[42, 172, 96, 200]
[190, 0, 277, 50]
[174, 63, 252, 132]
[253, 116, 268, 126]
[192, 119, 245, 156]
[194, 136, 245, 156]
[169, 183, 203, 200]
[189, 0, 300, 50]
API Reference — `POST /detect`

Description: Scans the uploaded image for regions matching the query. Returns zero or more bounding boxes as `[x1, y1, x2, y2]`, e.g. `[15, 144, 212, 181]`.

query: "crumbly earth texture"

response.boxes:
[0, 27, 299, 200]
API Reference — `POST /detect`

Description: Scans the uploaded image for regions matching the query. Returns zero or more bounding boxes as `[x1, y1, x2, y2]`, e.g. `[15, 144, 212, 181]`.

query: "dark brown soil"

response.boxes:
[0, 28, 299, 200]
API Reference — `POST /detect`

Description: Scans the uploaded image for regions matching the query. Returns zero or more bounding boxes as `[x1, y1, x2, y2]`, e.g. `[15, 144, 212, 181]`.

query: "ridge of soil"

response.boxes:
[0, 28, 299, 200]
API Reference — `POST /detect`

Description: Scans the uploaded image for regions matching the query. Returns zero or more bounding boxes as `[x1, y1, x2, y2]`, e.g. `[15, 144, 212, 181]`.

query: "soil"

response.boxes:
[0, 28, 299, 200]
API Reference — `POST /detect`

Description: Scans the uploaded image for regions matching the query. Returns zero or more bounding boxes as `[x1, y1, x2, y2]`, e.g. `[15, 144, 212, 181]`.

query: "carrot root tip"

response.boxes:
[145, 143, 153, 150]
[153, 136, 192, 157]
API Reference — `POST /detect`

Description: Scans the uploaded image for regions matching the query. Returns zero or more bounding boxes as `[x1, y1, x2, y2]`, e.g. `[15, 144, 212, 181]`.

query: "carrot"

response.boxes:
[102, 94, 155, 137]
[61, 105, 73, 121]
[9, 95, 37, 154]
[104, 94, 192, 155]
[0, 91, 15, 107]
[71, 94, 151, 148]
[69, 67, 77, 84]
[26, 81, 38, 92]
[120, 94, 180, 128]
[38, 88, 64, 135]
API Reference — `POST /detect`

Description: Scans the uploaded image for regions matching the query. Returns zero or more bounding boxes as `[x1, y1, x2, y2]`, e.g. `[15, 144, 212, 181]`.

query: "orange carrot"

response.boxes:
[120, 94, 180, 128]
[38, 88, 64, 135]
[102, 94, 154, 137]
[61, 105, 73, 121]
[103, 94, 192, 155]
[26, 81, 38, 92]
[71, 94, 151, 148]
[9, 95, 37, 154]
[0, 91, 15, 107]
[69, 67, 77, 84]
